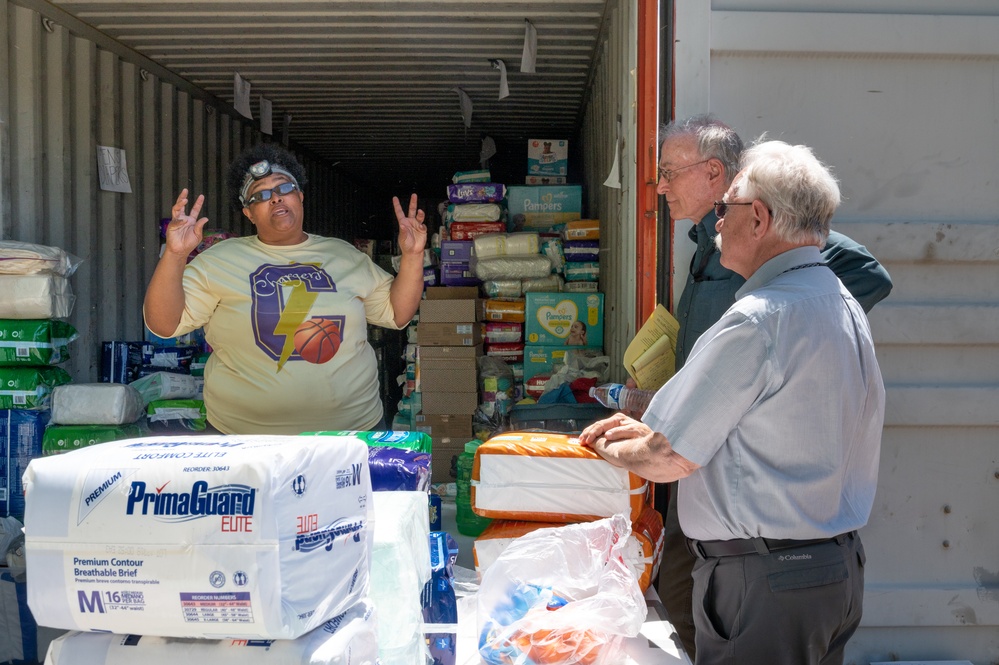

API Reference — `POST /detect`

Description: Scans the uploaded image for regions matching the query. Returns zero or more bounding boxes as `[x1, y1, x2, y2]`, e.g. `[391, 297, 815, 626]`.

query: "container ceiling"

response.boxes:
[49, 0, 610, 185]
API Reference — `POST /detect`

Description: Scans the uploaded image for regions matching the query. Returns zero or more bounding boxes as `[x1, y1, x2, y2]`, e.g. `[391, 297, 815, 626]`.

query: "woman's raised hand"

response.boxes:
[165, 188, 209, 258]
[392, 193, 428, 257]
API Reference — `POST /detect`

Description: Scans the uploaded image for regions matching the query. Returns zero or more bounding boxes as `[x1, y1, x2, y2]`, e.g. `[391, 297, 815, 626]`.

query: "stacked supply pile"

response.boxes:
[26, 434, 381, 664]
[472, 231, 566, 410]
[304, 430, 441, 664]
[393, 315, 422, 431]
[439, 170, 506, 288]
[0, 241, 81, 523]
[468, 431, 664, 593]
[414, 287, 482, 483]
[561, 219, 602, 291]
[522, 289, 606, 397]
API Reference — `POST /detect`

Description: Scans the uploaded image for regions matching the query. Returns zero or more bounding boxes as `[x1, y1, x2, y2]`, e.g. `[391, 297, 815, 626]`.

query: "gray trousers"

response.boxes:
[690, 532, 866, 665]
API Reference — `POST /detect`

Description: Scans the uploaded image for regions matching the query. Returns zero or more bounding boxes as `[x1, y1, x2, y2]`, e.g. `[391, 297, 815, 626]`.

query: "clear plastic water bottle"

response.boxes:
[455, 440, 491, 537]
[588, 383, 656, 413]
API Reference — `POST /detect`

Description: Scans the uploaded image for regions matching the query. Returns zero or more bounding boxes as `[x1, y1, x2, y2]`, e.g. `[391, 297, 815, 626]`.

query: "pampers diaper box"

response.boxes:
[527, 139, 569, 176]
[506, 185, 581, 231]
[524, 292, 604, 348]
[22, 435, 373, 640]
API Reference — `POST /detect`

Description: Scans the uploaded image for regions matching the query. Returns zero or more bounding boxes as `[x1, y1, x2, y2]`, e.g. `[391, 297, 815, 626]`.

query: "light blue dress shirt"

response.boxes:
[643, 246, 885, 541]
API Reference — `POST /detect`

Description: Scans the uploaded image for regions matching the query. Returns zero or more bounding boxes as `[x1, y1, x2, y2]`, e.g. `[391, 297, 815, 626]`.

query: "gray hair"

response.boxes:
[736, 140, 841, 246]
[660, 114, 743, 185]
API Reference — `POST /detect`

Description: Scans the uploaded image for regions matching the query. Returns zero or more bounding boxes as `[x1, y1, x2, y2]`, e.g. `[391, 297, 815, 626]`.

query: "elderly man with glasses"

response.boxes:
[582, 139, 885, 665]
[642, 115, 892, 661]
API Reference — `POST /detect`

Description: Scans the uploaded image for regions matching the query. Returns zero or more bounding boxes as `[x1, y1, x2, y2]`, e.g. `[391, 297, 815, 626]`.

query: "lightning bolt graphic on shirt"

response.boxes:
[273, 279, 319, 371]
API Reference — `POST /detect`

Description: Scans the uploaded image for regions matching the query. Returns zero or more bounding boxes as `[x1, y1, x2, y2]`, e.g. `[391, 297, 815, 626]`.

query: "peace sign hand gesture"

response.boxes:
[392, 193, 428, 257]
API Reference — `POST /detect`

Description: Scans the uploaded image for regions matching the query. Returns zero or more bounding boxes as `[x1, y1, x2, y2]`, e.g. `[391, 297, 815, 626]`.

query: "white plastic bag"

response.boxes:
[476, 514, 645, 665]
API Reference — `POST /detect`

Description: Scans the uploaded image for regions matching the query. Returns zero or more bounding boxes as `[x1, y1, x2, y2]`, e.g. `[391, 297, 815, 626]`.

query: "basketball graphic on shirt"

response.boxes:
[293, 318, 341, 364]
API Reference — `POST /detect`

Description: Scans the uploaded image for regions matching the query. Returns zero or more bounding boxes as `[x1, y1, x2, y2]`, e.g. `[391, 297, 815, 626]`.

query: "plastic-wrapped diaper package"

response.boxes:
[483, 323, 523, 344]
[0, 240, 81, 277]
[482, 279, 523, 299]
[41, 423, 147, 456]
[128, 371, 198, 405]
[0, 274, 75, 318]
[521, 275, 563, 293]
[447, 183, 506, 204]
[471, 432, 650, 523]
[472, 256, 552, 282]
[540, 237, 565, 274]
[0, 319, 78, 366]
[563, 261, 600, 282]
[370, 491, 431, 665]
[562, 281, 600, 293]
[305, 430, 433, 454]
[43, 598, 379, 665]
[367, 447, 431, 492]
[473, 505, 664, 592]
[50, 384, 145, 426]
[561, 219, 601, 241]
[484, 299, 525, 323]
[24, 435, 373, 639]
[146, 399, 207, 431]
[450, 204, 502, 223]
[473, 233, 540, 259]
[562, 240, 600, 262]
[0, 366, 72, 409]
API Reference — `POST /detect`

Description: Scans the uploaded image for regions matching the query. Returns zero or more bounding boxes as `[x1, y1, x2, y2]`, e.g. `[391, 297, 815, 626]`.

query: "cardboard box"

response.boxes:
[420, 390, 479, 415]
[524, 292, 604, 347]
[417, 323, 482, 347]
[506, 185, 582, 231]
[527, 139, 568, 176]
[526, 175, 567, 185]
[419, 298, 484, 323]
[420, 359, 478, 393]
[426, 286, 479, 300]
[415, 413, 475, 483]
[419, 344, 483, 360]
[440, 240, 475, 263]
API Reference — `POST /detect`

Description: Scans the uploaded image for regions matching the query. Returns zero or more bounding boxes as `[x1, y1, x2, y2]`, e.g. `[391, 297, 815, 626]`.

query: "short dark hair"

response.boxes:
[226, 143, 308, 210]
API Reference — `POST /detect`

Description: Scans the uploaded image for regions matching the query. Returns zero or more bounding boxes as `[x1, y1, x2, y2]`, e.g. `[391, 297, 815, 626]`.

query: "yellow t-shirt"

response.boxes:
[170, 234, 401, 434]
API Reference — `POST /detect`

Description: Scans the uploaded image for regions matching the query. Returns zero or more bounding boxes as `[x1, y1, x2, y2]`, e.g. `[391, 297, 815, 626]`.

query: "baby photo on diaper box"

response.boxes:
[525, 292, 604, 347]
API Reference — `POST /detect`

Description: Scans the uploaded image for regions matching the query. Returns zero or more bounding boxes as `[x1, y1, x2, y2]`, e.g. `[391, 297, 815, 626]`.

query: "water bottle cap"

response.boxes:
[588, 386, 596, 397]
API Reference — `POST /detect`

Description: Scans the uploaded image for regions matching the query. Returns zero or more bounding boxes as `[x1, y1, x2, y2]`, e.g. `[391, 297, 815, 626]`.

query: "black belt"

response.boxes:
[687, 531, 856, 559]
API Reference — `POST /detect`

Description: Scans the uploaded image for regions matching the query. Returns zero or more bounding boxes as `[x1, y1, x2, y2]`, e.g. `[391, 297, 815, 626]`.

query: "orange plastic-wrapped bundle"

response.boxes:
[484, 298, 526, 323]
[471, 431, 650, 523]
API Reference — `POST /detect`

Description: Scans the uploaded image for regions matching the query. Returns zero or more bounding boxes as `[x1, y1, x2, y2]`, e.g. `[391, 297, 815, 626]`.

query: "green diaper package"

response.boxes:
[0, 319, 78, 365]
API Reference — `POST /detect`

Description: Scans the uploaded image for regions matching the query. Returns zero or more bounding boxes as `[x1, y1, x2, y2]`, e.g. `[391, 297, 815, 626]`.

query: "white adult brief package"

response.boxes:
[44, 598, 379, 665]
[23, 435, 373, 639]
[50, 384, 145, 426]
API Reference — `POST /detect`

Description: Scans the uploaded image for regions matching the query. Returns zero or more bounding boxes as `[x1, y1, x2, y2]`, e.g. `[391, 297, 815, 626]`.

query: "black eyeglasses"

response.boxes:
[245, 181, 299, 206]
[713, 200, 754, 218]
[658, 159, 711, 183]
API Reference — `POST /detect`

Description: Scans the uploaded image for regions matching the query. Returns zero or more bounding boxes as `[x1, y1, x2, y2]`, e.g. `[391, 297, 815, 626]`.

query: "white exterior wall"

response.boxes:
[674, 5, 999, 663]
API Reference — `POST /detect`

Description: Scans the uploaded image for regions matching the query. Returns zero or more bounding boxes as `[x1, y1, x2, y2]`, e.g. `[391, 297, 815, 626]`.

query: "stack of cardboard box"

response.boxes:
[414, 287, 483, 483]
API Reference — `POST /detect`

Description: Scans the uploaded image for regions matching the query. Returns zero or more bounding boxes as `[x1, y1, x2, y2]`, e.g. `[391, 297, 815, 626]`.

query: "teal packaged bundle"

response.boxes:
[0, 319, 78, 366]
[304, 430, 432, 453]
[146, 398, 207, 431]
[41, 422, 147, 456]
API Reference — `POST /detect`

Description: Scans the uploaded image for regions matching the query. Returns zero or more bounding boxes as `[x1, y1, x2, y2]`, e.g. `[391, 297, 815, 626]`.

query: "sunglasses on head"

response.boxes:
[245, 181, 299, 206]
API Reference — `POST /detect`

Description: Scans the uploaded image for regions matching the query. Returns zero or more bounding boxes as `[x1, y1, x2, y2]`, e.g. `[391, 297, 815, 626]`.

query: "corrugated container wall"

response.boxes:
[0, 1, 376, 383]
[581, 0, 638, 382]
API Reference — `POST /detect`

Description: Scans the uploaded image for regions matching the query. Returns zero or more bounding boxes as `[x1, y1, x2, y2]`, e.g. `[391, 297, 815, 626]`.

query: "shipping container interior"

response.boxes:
[0, 0, 644, 393]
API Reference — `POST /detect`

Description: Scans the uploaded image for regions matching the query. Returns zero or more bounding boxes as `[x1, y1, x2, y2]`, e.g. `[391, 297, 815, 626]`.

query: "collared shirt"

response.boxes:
[643, 246, 885, 541]
[671, 215, 894, 370]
